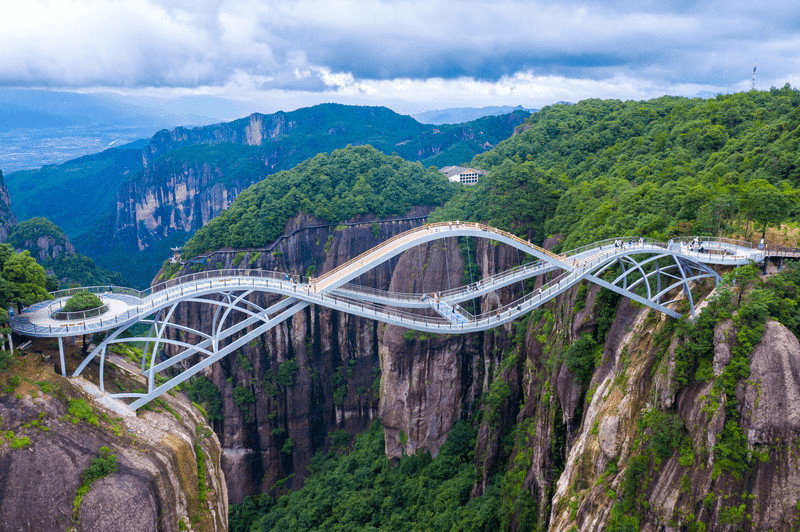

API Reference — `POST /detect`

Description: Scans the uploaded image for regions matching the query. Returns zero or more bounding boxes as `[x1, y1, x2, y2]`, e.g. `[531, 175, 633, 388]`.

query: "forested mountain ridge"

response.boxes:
[432, 87, 800, 249]
[163, 89, 800, 531]
[24, 103, 524, 287]
[141, 104, 528, 168]
[180, 145, 456, 257]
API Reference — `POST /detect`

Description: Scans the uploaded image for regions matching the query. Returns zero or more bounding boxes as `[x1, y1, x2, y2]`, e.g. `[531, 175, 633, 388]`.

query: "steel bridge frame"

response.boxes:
[11, 223, 760, 410]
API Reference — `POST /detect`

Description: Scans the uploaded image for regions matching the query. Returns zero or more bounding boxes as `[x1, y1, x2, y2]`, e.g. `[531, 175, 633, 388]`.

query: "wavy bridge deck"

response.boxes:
[11, 222, 763, 410]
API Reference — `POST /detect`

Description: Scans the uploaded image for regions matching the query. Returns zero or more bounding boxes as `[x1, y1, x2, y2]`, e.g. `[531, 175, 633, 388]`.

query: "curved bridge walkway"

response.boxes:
[11, 222, 762, 410]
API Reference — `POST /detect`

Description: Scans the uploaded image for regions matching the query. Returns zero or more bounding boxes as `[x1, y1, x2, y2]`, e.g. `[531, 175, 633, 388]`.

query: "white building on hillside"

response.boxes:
[439, 166, 486, 185]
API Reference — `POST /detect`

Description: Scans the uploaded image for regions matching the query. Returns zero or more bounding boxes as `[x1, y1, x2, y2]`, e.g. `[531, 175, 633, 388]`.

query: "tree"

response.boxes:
[0, 243, 13, 271]
[2, 251, 49, 307]
[742, 179, 791, 240]
[726, 263, 761, 307]
[63, 291, 103, 312]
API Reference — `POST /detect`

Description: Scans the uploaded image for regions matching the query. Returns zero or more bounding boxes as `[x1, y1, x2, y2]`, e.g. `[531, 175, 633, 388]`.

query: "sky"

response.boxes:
[2, 0, 799, 116]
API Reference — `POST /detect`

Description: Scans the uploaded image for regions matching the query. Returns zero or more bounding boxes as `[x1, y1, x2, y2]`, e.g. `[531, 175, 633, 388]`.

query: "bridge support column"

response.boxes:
[58, 337, 66, 377]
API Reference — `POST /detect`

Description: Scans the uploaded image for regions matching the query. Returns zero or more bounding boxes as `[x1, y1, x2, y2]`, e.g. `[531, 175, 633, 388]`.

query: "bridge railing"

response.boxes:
[560, 237, 656, 259]
[148, 268, 309, 296]
[473, 269, 575, 321]
[309, 221, 562, 288]
[318, 292, 454, 327]
[668, 236, 755, 250]
[50, 286, 124, 299]
[336, 259, 551, 302]
[50, 305, 110, 321]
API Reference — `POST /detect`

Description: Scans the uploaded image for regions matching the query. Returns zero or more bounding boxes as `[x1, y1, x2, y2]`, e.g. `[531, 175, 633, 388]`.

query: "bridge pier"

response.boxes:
[9, 226, 764, 410]
[58, 337, 66, 377]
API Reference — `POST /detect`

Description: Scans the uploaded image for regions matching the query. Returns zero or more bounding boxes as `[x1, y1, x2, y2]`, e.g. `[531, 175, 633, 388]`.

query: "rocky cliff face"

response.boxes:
[157, 211, 800, 530]
[0, 169, 17, 242]
[20, 233, 76, 262]
[0, 350, 227, 531]
[116, 159, 247, 251]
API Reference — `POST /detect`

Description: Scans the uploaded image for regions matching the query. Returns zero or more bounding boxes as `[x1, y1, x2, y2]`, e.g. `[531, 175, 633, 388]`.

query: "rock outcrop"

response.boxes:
[115, 159, 247, 251]
[0, 169, 17, 242]
[0, 352, 226, 531]
[151, 209, 800, 531]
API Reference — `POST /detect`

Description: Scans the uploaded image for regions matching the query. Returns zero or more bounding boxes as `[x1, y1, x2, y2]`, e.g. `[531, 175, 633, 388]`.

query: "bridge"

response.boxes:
[10, 222, 763, 410]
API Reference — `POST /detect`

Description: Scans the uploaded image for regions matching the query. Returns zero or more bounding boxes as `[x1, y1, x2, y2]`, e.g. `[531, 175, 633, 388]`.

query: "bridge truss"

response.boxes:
[11, 222, 762, 410]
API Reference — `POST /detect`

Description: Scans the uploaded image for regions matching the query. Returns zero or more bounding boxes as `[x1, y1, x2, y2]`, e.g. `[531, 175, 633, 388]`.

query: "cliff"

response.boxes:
[163, 208, 437, 503]
[0, 169, 17, 242]
[169, 211, 800, 530]
[115, 157, 247, 251]
[0, 344, 227, 531]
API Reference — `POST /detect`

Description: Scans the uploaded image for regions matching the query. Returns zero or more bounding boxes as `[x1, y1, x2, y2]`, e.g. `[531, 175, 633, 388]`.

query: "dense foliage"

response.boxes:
[7, 216, 66, 250]
[5, 145, 143, 237]
[0, 247, 49, 311]
[62, 291, 103, 312]
[183, 145, 456, 255]
[229, 421, 499, 532]
[432, 88, 800, 249]
[7, 217, 123, 288]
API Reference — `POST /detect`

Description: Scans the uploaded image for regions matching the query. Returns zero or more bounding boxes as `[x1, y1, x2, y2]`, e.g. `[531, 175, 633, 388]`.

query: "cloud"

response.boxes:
[1, 0, 799, 108]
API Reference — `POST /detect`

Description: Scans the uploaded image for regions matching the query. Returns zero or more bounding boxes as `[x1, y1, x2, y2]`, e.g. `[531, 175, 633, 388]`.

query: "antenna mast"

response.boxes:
[751, 59, 757, 91]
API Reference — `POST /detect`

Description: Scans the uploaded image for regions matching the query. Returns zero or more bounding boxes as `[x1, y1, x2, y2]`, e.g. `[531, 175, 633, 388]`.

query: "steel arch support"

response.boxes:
[146, 297, 299, 375]
[583, 273, 682, 319]
[127, 300, 308, 410]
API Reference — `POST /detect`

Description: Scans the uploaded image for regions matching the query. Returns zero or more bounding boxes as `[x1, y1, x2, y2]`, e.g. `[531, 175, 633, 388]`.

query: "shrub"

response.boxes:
[233, 386, 255, 406]
[68, 399, 100, 426]
[564, 334, 600, 386]
[276, 359, 299, 387]
[187, 376, 223, 423]
[63, 291, 103, 312]
[73, 446, 117, 520]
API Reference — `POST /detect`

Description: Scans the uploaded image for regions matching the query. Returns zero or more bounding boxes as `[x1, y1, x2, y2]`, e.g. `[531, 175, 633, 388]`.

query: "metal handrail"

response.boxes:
[309, 221, 561, 287]
[14, 233, 766, 337]
[51, 305, 109, 321]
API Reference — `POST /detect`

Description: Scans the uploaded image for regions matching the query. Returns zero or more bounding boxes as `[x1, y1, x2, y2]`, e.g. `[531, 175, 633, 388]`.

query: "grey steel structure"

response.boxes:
[11, 222, 762, 410]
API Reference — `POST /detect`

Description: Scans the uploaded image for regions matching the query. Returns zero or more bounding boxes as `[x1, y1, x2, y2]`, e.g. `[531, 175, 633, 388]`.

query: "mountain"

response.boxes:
[157, 88, 800, 530]
[0, 88, 171, 131]
[413, 104, 536, 124]
[14, 103, 525, 287]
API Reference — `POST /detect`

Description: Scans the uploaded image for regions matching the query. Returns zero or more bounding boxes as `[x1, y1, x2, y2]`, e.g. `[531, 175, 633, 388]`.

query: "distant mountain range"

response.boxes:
[412, 105, 538, 125]
[4, 103, 531, 286]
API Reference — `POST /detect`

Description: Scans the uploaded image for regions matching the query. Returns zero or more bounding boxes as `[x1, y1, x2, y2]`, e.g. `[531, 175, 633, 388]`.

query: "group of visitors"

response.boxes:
[688, 237, 705, 253]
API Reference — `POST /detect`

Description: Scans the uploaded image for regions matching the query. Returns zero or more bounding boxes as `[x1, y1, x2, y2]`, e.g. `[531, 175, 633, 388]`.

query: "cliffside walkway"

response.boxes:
[10, 222, 762, 410]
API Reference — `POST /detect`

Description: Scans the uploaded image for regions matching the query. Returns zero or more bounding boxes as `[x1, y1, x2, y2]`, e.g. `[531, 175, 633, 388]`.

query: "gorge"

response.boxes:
[3, 89, 800, 530]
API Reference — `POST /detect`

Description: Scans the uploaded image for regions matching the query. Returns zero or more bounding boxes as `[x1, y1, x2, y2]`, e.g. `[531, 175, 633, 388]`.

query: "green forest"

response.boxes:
[182, 145, 457, 256]
[218, 88, 800, 531]
[229, 421, 499, 532]
[431, 87, 800, 249]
